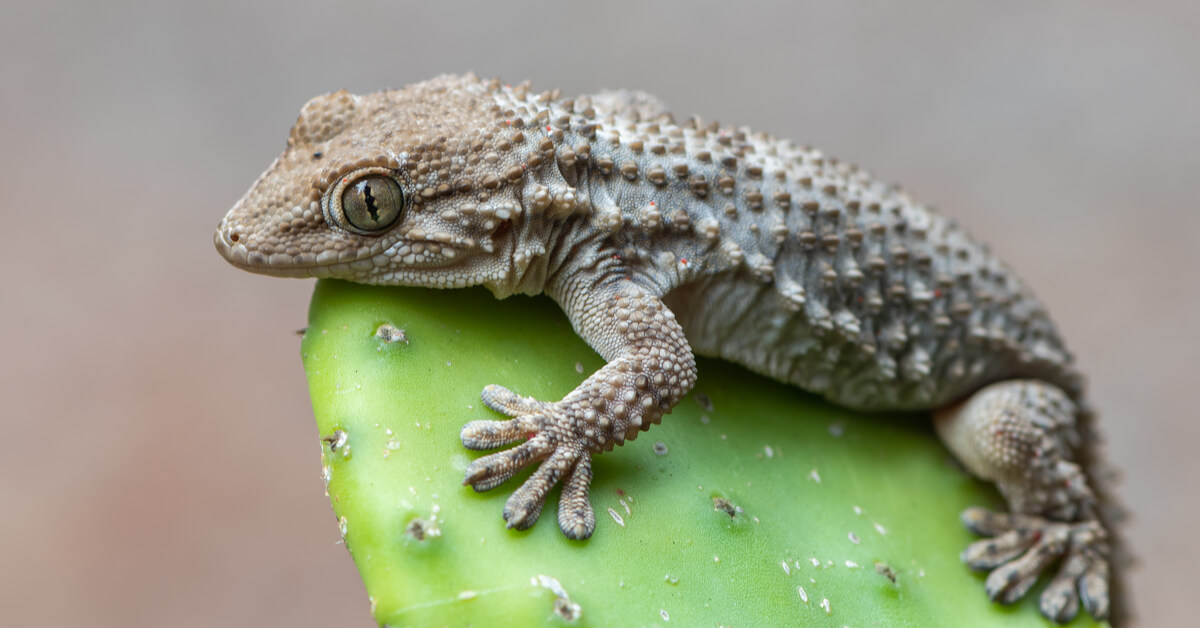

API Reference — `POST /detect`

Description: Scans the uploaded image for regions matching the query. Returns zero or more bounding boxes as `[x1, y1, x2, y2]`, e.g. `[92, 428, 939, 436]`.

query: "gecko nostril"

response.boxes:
[229, 232, 240, 243]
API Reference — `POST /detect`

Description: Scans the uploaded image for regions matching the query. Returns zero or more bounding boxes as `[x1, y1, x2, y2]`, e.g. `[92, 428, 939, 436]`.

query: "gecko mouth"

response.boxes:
[214, 225, 476, 280]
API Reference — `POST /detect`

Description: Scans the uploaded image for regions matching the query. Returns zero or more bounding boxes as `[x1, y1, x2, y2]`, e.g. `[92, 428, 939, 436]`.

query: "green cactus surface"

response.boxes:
[300, 279, 1103, 627]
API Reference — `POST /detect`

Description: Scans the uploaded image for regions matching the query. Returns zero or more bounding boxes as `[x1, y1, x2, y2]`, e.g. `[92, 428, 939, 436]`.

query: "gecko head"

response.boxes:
[215, 73, 538, 291]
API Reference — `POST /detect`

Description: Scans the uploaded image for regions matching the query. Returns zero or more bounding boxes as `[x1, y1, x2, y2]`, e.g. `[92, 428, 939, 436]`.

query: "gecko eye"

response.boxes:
[341, 175, 404, 232]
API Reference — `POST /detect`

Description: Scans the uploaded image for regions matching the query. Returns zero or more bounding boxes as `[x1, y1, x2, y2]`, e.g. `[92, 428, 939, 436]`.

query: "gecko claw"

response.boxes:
[502, 494, 545, 531]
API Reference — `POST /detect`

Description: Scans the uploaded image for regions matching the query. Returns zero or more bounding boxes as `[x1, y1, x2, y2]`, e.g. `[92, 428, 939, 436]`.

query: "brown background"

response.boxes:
[2, 1, 1196, 625]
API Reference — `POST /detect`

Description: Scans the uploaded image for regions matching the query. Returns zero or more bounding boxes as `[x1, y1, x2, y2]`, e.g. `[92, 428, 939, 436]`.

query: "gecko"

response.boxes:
[215, 74, 1123, 623]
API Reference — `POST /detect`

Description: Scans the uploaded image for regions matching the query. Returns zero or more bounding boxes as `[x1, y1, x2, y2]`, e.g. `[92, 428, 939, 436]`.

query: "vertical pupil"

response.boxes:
[361, 182, 379, 221]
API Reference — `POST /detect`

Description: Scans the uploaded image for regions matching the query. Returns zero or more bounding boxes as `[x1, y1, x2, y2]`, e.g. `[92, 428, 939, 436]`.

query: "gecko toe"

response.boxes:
[461, 416, 536, 450]
[1039, 551, 1085, 624]
[1079, 537, 1111, 621]
[962, 527, 1038, 570]
[463, 436, 552, 491]
[558, 456, 596, 540]
[1080, 560, 1110, 620]
[481, 384, 546, 417]
[961, 506, 1015, 536]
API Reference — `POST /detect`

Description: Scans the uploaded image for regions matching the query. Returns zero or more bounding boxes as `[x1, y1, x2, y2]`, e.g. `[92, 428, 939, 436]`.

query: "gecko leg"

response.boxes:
[461, 279, 696, 539]
[934, 380, 1110, 623]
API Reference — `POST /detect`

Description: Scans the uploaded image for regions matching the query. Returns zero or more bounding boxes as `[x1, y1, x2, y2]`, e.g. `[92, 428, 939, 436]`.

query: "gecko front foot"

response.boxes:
[461, 385, 597, 539]
[960, 507, 1110, 623]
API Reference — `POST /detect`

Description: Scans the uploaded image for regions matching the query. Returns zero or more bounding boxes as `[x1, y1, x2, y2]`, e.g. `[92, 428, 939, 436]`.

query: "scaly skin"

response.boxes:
[215, 74, 1123, 623]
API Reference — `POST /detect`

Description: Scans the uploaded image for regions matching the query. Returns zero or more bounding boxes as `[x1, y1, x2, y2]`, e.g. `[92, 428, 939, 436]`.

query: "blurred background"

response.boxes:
[2, 0, 1195, 625]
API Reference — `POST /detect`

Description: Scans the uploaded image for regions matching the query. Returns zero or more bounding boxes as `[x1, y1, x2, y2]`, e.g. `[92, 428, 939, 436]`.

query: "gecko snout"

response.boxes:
[213, 224, 244, 266]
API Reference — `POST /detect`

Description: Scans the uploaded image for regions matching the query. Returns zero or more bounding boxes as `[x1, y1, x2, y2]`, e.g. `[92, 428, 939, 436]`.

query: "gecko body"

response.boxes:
[216, 74, 1121, 623]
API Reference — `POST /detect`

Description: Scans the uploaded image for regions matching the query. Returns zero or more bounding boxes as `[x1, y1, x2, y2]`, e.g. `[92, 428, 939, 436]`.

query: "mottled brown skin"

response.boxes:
[215, 74, 1122, 623]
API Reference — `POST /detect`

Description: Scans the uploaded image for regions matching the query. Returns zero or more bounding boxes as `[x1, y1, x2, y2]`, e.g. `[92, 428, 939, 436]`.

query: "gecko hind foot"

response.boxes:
[961, 507, 1109, 623]
[461, 385, 597, 539]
